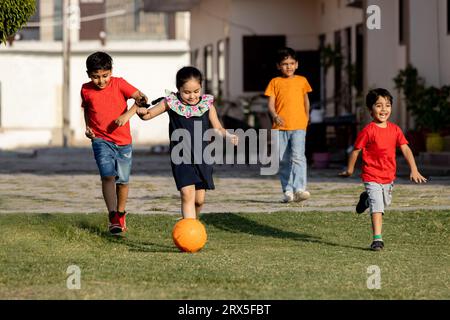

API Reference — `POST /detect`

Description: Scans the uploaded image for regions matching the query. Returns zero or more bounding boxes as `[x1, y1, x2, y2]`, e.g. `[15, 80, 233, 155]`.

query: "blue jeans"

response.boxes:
[92, 138, 132, 184]
[277, 130, 307, 193]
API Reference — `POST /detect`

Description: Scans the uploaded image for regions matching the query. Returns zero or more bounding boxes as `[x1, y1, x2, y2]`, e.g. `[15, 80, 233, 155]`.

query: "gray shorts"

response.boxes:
[364, 182, 394, 215]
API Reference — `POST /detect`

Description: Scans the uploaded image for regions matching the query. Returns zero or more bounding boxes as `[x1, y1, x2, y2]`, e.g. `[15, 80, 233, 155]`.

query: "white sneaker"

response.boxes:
[294, 190, 310, 202]
[283, 191, 294, 203]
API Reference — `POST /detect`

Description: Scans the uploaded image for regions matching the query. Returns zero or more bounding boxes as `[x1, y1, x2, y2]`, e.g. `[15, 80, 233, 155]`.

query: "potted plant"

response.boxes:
[415, 86, 450, 151]
[394, 65, 450, 152]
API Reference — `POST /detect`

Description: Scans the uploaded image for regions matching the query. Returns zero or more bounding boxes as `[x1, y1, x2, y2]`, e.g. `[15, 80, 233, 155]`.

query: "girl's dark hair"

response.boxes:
[276, 47, 298, 64]
[176, 66, 203, 89]
[86, 52, 113, 74]
[366, 88, 393, 110]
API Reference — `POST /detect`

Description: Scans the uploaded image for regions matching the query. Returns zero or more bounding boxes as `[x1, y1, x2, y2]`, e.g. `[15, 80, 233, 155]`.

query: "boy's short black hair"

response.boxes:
[86, 51, 113, 74]
[366, 88, 393, 110]
[276, 47, 298, 64]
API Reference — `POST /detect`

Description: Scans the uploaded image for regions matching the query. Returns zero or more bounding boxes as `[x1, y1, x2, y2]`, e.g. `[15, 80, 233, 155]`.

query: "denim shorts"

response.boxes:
[92, 138, 132, 184]
[364, 182, 394, 215]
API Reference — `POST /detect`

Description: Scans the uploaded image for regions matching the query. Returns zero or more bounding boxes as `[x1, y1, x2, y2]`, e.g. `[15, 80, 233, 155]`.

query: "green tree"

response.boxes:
[0, 0, 36, 45]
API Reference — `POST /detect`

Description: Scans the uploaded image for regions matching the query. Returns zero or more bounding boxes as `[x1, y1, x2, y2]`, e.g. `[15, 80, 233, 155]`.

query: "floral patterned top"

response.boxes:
[164, 91, 213, 118]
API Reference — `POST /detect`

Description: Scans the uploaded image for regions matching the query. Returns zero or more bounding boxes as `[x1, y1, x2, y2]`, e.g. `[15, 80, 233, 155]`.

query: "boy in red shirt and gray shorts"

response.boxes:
[340, 88, 427, 251]
[81, 51, 147, 234]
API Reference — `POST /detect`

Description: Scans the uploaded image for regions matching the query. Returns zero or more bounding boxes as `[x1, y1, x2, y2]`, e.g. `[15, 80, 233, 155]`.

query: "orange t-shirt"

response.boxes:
[81, 77, 137, 145]
[264, 75, 312, 130]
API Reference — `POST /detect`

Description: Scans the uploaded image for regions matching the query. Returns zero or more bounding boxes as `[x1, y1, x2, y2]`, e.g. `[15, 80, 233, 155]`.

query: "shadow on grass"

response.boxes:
[201, 213, 369, 251]
[75, 220, 179, 253]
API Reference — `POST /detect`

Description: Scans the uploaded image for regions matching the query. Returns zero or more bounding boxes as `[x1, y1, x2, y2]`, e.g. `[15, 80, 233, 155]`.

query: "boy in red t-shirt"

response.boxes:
[81, 52, 147, 234]
[339, 88, 427, 251]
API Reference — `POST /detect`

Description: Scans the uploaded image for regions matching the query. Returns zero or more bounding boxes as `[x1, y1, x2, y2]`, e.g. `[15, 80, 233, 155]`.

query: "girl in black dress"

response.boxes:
[137, 67, 238, 219]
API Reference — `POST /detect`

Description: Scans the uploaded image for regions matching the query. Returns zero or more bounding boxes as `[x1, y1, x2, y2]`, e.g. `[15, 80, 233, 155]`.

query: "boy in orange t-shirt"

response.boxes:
[81, 51, 147, 234]
[339, 88, 427, 251]
[265, 47, 312, 203]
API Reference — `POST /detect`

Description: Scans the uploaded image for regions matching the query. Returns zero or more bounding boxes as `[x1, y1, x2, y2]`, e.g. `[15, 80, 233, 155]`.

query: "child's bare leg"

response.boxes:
[371, 212, 383, 237]
[180, 185, 196, 219]
[195, 189, 206, 216]
[116, 183, 129, 212]
[101, 176, 117, 212]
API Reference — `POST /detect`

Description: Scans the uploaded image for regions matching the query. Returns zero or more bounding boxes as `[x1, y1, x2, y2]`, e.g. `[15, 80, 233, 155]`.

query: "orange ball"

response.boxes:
[172, 218, 207, 253]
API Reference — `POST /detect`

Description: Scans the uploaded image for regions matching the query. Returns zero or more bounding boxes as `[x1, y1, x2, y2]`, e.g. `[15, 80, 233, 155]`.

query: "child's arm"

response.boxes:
[339, 148, 361, 177]
[83, 108, 95, 139]
[268, 96, 284, 127]
[208, 105, 239, 145]
[115, 90, 148, 127]
[304, 93, 310, 124]
[400, 144, 427, 183]
[137, 99, 169, 121]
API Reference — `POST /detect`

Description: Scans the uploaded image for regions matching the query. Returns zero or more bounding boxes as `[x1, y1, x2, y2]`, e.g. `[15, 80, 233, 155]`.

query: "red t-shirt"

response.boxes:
[354, 122, 408, 183]
[81, 77, 137, 145]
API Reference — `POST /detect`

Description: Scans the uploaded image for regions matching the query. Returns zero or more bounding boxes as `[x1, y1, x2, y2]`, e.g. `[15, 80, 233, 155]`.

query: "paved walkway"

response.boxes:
[1, 147, 449, 215]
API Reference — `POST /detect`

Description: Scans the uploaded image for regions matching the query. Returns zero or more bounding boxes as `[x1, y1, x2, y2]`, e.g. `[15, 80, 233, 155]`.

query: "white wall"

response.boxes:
[190, 0, 231, 97]
[316, 0, 364, 35]
[0, 41, 190, 149]
[229, 0, 319, 98]
[409, 0, 441, 87]
[190, 0, 321, 99]
[365, 0, 405, 125]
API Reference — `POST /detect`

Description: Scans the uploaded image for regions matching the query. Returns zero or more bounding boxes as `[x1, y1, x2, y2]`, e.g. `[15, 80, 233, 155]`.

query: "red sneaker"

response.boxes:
[117, 211, 127, 232]
[108, 211, 122, 234]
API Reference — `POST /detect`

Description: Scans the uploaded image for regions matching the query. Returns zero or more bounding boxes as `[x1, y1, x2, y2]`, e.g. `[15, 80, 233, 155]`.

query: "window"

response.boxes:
[191, 49, 199, 68]
[20, 0, 40, 40]
[334, 30, 342, 116]
[53, 0, 63, 41]
[399, 0, 406, 44]
[217, 39, 229, 99]
[243, 35, 286, 92]
[79, 1, 106, 40]
[448, 0, 450, 34]
[344, 27, 352, 112]
[356, 24, 364, 95]
[105, 0, 170, 40]
[204, 45, 213, 94]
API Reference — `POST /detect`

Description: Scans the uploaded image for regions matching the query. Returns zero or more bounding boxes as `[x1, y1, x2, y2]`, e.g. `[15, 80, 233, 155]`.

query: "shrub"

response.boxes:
[0, 0, 36, 45]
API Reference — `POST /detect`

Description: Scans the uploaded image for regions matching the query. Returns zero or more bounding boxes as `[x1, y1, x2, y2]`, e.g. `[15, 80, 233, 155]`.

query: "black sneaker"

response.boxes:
[370, 240, 384, 251]
[356, 191, 369, 214]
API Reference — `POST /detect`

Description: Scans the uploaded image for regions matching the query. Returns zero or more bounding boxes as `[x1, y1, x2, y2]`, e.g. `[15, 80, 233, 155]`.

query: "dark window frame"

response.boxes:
[217, 39, 227, 99]
[399, 0, 406, 45]
[203, 44, 214, 94]
[447, 0, 450, 34]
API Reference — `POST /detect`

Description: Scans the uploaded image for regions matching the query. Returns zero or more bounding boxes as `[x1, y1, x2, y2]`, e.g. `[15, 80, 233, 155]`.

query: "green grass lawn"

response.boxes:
[0, 211, 448, 299]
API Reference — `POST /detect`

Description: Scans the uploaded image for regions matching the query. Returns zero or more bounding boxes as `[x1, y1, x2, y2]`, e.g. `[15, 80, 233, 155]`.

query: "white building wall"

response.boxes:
[191, 0, 321, 99]
[190, 0, 231, 97]
[409, 0, 441, 87]
[316, 0, 363, 35]
[229, 0, 319, 98]
[0, 41, 190, 149]
[365, 0, 404, 124]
